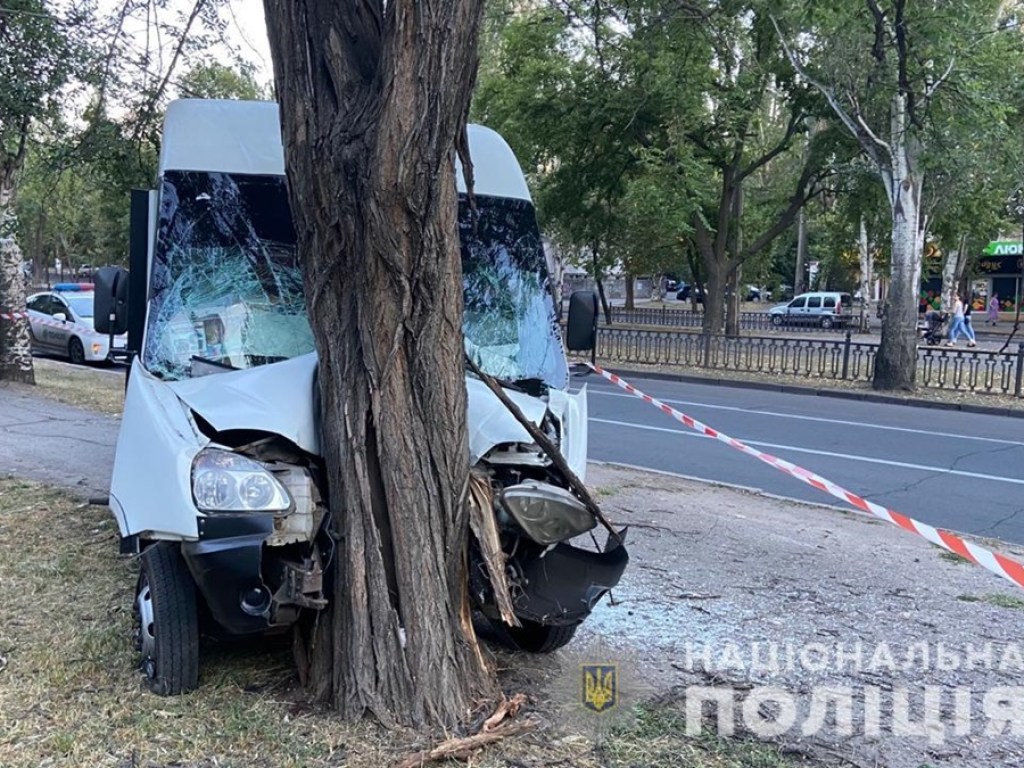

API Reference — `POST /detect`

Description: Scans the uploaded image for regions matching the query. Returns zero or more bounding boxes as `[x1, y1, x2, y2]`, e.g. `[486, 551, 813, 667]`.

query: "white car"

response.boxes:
[27, 284, 127, 364]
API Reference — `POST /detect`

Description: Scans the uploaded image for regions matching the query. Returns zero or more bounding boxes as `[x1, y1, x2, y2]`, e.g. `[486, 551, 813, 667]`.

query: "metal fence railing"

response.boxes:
[576, 326, 1024, 397]
[605, 305, 870, 334]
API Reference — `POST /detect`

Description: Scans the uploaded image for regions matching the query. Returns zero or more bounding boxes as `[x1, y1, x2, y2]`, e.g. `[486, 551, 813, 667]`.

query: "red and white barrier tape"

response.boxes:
[587, 363, 1024, 592]
[0, 311, 29, 321]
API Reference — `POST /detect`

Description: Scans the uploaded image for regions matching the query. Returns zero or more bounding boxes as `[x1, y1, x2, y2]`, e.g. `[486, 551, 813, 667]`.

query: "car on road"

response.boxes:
[676, 283, 704, 302]
[27, 284, 127, 364]
[767, 291, 854, 329]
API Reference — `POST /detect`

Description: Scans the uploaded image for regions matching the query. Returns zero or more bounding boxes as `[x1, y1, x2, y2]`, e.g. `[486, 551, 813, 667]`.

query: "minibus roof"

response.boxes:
[158, 99, 532, 202]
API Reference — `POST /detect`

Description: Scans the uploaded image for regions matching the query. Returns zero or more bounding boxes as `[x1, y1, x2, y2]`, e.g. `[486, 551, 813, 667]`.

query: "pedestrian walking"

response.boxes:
[946, 293, 975, 347]
[987, 294, 1000, 325]
[963, 297, 977, 346]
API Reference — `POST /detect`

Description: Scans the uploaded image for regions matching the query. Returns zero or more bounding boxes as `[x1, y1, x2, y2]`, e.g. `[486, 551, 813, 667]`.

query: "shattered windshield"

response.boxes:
[143, 171, 315, 379]
[460, 195, 567, 390]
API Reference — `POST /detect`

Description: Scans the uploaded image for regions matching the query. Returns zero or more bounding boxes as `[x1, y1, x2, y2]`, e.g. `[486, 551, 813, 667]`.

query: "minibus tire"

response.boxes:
[136, 542, 199, 695]
[504, 620, 578, 653]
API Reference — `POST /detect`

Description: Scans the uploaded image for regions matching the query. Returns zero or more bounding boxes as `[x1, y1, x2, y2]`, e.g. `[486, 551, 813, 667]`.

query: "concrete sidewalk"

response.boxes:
[0, 384, 118, 498]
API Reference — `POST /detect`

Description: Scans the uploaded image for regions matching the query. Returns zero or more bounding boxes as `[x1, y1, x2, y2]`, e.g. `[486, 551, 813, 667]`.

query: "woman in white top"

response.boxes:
[946, 293, 976, 347]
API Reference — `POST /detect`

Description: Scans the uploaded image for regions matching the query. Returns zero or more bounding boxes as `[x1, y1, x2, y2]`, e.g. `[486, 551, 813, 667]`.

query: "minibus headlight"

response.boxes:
[191, 449, 292, 514]
[500, 482, 597, 545]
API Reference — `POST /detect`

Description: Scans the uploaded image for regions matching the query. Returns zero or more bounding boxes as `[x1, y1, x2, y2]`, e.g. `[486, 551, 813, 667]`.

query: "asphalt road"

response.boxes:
[579, 371, 1024, 545]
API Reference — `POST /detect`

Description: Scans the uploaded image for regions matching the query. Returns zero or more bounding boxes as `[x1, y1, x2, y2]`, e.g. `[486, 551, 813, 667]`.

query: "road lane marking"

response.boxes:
[589, 388, 1024, 447]
[590, 417, 1024, 487]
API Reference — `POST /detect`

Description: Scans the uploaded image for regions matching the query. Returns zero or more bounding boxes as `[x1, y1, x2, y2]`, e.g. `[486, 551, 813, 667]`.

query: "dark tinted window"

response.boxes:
[808, 296, 822, 308]
[823, 296, 836, 309]
[790, 297, 806, 309]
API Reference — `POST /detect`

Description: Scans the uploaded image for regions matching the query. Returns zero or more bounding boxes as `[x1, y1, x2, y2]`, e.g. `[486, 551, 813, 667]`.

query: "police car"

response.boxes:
[27, 284, 127, 364]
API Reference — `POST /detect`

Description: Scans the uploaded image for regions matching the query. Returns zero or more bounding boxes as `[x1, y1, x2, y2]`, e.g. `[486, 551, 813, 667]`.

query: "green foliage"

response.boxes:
[179, 62, 268, 101]
[15, 113, 156, 269]
[474, 0, 833, 312]
[0, 0, 75, 158]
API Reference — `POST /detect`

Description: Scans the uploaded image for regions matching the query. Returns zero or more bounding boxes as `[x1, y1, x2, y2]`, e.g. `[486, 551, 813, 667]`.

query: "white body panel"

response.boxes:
[110, 360, 209, 540]
[167, 352, 321, 455]
[113, 362, 590, 537]
[159, 100, 531, 201]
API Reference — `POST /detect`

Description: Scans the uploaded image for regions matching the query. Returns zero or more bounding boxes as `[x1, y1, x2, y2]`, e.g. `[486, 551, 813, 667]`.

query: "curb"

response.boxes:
[594, 367, 1024, 420]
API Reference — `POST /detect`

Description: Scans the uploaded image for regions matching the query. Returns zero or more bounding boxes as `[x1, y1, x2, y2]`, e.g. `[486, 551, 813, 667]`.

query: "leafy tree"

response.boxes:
[775, 0, 1020, 389]
[262, 0, 493, 727]
[476, 1, 833, 329]
[179, 62, 268, 100]
[0, 0, 77, 383]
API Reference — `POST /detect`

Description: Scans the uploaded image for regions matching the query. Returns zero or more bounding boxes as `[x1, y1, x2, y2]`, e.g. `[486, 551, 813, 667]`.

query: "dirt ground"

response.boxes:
[567, 463, 1024, 768]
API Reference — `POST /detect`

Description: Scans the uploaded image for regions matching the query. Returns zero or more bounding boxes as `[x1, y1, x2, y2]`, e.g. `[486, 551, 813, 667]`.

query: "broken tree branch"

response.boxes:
[467, 472, 520, 627]
[394, 718, 536, 768]
[464, 355, 623, 545]
[483, 692, 528, 731]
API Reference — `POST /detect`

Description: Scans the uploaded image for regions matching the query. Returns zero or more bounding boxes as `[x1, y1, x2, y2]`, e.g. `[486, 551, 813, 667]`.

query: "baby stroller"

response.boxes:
[919, 310, 948, 345]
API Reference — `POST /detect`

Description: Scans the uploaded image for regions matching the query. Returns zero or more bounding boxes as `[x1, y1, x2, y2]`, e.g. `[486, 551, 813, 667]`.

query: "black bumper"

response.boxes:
[510, 530, 629, 626]
[181, 514, 274, 636]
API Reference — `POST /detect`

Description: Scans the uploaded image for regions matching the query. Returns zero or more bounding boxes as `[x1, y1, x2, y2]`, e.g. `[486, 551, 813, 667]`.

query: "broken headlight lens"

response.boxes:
[191, 449, 292, 514]
[500, 481, 597, 545]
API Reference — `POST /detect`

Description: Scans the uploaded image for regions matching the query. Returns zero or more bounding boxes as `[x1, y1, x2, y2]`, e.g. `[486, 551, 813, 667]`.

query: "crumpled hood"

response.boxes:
[167, 352, 320, 454]
[465, 376, 548, 464]
[166, 355, 573, 471]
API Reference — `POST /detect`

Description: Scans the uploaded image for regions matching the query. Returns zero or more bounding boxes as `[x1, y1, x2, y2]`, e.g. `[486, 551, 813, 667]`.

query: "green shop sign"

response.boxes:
[983, 241, 1023, 256]
[977, 241, 1024, 274]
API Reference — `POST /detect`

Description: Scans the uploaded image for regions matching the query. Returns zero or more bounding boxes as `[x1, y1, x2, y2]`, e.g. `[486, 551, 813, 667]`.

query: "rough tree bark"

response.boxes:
[873, 93, 925, 391]
[262, 0, 493, 728]
[940, 233, 969, 311]
[1, 156, 35, 384]
[858, 216, 875, 329]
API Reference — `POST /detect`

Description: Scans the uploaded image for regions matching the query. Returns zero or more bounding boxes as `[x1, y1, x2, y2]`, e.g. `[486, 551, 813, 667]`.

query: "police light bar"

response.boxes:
[53, 283, 94, 292]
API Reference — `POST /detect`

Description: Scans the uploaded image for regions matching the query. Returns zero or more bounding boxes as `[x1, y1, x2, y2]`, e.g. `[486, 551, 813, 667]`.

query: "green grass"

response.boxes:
[30, 357, 125, 414]
[957, 593, 1024, 610]
[939, 549, 972, 565]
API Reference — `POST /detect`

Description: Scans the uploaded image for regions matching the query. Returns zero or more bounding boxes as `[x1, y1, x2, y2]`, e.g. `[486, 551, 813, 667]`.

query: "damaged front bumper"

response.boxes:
[508, 530, 629, 626]
[182, 514, 326, 636]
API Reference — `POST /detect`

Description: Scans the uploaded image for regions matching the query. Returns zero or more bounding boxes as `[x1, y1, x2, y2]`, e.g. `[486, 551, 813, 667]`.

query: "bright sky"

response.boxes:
[223, 0, 273, 83]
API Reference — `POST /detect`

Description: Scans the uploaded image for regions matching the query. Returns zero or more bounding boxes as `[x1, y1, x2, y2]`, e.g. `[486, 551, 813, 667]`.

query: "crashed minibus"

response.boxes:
[95, 99, 627, 694]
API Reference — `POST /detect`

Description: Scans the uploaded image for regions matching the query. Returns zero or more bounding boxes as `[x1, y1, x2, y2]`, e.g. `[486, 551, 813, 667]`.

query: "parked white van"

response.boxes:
[768, 291, 854, 329]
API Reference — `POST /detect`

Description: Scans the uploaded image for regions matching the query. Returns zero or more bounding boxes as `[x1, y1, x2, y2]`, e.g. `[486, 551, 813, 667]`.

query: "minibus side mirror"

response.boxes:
[94, 266, 130, 336]
[566, 290, 598, 352]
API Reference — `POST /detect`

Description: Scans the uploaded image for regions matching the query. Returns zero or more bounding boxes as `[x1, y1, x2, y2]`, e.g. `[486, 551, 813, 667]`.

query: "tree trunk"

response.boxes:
[593, 250, 612, 324]
[873, 95, 922, 392]
[624, 271, 635, 310]
[939, 234, 969, 310]
[263, 0, 493, 728]
[701, 258, 726, 334]
[0, 164, 34, 384]
[724, 266, 740, 337]
[858, 216, 874, 330]
[725, 184, 743, 337]
[795, 206, 807, 295]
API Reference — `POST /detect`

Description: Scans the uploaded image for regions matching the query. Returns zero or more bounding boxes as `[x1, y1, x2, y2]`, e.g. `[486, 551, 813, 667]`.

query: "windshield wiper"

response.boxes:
[190, 355, 238, 377]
